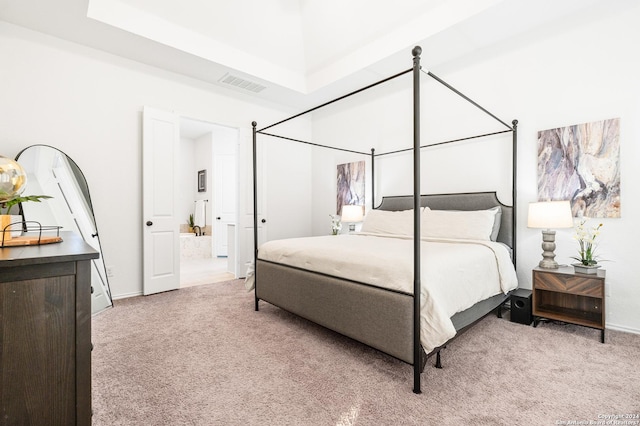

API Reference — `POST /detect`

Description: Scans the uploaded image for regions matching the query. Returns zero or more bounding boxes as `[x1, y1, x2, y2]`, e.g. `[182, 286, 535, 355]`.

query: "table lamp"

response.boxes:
[340, 205, 364, 232]
[527, 200, 573, 269]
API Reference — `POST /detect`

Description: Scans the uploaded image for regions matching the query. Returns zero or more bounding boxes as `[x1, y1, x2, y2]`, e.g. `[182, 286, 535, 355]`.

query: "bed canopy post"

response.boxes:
[412, 45, 422, 395]
[370, 148, 375, 209]
[511, 119, 518, 267]
[252, 121, 259, 311]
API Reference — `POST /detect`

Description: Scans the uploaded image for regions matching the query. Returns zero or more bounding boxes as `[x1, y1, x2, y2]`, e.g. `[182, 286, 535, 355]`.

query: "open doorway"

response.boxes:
[178, 116, 238, 287]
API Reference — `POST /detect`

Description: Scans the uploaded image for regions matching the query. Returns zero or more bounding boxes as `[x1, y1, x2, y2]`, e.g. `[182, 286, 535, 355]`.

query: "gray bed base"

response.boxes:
[257, 260, 509, 367]
[255, 192, 514, 370]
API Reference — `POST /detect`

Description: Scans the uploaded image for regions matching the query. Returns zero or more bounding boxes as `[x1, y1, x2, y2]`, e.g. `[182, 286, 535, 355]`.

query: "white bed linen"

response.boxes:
[250, 233, 518, 353]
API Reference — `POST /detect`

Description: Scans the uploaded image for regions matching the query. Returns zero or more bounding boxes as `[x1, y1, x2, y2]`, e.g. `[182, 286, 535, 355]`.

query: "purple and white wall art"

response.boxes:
[537, 118, 620, 218]
[336, 160, 365, 215]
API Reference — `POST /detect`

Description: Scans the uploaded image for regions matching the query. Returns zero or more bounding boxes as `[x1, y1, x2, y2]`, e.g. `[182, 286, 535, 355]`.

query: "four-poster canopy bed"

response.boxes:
[249, 46, 519, 393]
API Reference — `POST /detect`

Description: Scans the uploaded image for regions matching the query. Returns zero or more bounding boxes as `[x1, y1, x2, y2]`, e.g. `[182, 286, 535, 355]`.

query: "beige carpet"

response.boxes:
[92, 279, 640, 425]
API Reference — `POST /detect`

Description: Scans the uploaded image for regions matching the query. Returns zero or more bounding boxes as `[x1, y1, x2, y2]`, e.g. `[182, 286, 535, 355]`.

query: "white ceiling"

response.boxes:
[0, 0, 603, 109]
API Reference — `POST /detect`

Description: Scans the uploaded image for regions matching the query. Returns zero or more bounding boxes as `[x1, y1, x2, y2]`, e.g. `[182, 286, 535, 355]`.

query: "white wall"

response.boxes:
[2, 3, 637, 331]
[194, 133, 213, 226]
[255, 119, 314, 242]
[309, 2, 640, 333]
[179, 133, 214, 231]
[0, 21, 313, 299]
[179, 137, 197, 229]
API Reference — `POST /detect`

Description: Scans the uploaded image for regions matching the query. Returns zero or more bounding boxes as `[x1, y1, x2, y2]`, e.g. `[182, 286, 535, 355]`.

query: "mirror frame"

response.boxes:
[15, 144, 112, 313]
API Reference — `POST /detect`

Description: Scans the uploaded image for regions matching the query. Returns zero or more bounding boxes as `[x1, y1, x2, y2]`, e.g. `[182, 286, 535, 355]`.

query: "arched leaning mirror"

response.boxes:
[16, 145, 112, 315]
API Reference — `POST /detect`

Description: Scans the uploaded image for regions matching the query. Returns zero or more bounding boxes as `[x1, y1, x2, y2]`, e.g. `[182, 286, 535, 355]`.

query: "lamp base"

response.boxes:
[538, 259, 559, 269]
[538, 229, 559, 269]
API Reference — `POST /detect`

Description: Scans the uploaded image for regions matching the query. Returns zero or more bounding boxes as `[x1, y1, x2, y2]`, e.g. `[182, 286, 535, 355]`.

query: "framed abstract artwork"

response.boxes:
[336, 161, 365, 215]
[537, 118, 620, 218]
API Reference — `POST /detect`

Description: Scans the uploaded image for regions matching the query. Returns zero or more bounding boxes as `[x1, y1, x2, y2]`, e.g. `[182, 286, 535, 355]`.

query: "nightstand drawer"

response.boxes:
[534, 272, 603, 297]
[565, 276, 603, 297]
[533, 272, 566, 291]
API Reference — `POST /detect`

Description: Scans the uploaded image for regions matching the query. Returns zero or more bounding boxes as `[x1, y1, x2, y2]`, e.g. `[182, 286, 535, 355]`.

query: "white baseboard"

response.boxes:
[607, 323, 640, 335]
[112, 291, 142, 300]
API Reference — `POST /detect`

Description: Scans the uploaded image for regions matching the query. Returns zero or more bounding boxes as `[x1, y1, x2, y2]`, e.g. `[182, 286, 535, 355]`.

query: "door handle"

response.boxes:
[216, 217, 221, 220]
[146, 221, 153, 226]
[261, 219, 266, 223]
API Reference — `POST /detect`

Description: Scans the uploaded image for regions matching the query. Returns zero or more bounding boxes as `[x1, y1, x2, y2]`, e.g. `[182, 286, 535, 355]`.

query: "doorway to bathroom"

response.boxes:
[178, 116, 238, 287]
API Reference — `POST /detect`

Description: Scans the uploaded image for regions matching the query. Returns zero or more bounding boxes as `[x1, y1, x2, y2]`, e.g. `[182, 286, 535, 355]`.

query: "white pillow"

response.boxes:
[421, 207, 500, 241]
[360, 209, 417, 236]
[489, 206, 502, 241]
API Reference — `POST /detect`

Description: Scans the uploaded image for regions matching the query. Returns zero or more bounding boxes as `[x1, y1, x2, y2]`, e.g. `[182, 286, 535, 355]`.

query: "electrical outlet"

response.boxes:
[106, 266, 114, 277]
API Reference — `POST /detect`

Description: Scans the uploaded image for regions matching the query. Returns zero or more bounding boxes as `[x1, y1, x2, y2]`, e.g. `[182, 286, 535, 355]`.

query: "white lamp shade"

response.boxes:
[527, 201, 573, 229]
[341, 205, 364, 222]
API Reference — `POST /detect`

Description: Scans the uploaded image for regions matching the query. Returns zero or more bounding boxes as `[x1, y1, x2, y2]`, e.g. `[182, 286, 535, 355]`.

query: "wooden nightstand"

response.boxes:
[532, 266, 605, 343]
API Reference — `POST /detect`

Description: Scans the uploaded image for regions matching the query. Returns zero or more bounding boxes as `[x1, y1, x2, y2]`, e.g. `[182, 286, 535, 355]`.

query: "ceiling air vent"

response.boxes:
[218, 73, 267, 93]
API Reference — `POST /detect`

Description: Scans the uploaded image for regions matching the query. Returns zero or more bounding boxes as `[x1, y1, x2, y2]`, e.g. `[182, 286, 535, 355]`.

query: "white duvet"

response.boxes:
[248, 232, 518, 353]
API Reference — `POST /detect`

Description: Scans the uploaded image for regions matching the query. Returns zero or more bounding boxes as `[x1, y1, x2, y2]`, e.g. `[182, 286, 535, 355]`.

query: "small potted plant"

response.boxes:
[571, 219, 604, 274]
[1, 195, 53, 241]
[330, 214, 342, 235]
[1, 155, 52, 242]
[187, 214, 195, 233]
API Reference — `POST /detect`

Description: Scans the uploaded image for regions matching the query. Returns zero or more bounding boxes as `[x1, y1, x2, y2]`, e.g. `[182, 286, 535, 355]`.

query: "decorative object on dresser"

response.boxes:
[532, 266, 605, 343]
[0, 232, 98, 425]
[527, 200, 573, 269]
[0, 154, 27, 202]
[0, 154, 55, 246]
[0, 193, 57, 247]
[510, 288, 533, 325]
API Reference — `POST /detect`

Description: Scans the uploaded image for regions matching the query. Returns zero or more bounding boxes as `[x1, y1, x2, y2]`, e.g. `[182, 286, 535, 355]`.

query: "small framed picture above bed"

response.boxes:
[197, 169, 206, 192]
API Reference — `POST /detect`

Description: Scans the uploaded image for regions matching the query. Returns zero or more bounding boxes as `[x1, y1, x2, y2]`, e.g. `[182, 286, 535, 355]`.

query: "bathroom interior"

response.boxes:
[178, 117, 238, 287]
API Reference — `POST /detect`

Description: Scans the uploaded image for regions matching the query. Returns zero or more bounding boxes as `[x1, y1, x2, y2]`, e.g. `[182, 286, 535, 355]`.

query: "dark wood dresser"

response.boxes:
[0, 232, 99, 425]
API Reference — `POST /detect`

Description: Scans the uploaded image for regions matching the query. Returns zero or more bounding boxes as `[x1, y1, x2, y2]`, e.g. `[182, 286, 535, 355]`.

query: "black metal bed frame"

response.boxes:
[251, 46, 518, 394]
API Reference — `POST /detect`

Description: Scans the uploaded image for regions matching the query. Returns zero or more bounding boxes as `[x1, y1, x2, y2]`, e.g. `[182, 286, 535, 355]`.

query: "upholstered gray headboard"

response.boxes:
[377, 192, 514, 250]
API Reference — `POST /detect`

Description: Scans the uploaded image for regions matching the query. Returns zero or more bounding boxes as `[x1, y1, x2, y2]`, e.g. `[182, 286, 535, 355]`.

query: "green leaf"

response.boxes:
[1, 195, 53, 214]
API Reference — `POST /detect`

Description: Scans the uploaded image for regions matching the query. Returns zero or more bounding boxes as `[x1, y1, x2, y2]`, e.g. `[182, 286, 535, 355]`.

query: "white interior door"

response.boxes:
[142, 106, 180, 295]
[237, 127, 266, 278]
[214, 153, 236, 257]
